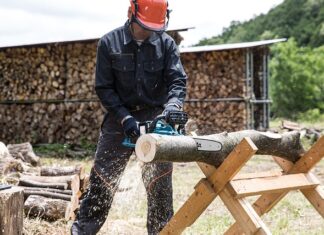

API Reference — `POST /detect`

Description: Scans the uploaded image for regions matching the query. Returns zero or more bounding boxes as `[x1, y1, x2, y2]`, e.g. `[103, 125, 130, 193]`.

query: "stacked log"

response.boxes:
[0, 42, 101, 144]
[0, 102, 103, 144]
[19, 164, 88, 221]
[0, 41, 249, 143]
[181, 49, 247, 134]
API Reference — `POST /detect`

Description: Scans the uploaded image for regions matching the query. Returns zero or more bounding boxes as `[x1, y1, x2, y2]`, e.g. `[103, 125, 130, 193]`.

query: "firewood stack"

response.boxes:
[1, 41, 249, 143]
[0, 42, 104, 144]
[0, 141, 89, 221]
[20, 165, 90, 221]
[181, 49, 247, 134]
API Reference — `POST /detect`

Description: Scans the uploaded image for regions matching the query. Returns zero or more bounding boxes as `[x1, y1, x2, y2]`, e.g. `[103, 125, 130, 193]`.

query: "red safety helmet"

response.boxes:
[130, 0, 170, 32]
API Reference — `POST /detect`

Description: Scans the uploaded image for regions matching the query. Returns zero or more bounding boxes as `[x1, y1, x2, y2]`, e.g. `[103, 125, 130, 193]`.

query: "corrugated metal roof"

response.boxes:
[179, 38, 287, 53]
[0, 26, 194, 49]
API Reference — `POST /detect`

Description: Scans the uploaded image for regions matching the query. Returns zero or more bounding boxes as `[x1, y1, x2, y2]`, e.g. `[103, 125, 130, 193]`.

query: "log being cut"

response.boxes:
[135, 130, 305, 167]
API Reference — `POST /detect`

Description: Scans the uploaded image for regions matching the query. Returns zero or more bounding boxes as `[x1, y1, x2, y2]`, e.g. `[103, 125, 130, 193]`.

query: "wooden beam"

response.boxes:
[233, 171, 283, 180]
[160, 138, 257, 234]
[301, 186, 324, 218]
[224, 136, 324, 234]
[229, 173, 320, 198]
[160, 179, 216, 235]
[220, 186, 271, 235]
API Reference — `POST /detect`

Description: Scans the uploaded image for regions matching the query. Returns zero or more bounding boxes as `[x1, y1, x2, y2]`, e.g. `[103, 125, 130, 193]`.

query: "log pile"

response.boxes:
[0, 141, 89, 221]
[18, 165, 89, 221]
[0, 41, 250, 143]
[0, 42, 102, 144]
[181, 49, 247, 134]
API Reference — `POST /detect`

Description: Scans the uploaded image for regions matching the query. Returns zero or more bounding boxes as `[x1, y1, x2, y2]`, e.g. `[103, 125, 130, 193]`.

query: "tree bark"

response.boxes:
[19, 174, 80, 192]
[24, 195, 68, 221]
[135, 130, 305, 167]
[18, 179, 68, 190]
[7, 142, 40, 166]
[40, 165, 85, 179]
[19, 186, 72, 195]
[0, 142, 25, 176]
[23, 190, 71, 201]
[0, 187, 24, 235]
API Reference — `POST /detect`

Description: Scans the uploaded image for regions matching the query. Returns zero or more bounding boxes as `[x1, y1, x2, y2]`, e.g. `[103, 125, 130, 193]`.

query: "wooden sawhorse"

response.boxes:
[160, 136, 324, 235]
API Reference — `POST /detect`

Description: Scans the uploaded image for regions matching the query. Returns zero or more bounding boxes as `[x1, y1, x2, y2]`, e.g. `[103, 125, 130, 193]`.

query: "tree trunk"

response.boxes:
[135, 130, 305, 167]
[23, 190, 72, 201]
[0, 187, 24, 235]
[18, 179, 68, 190]
[0, 142, 26, 176]
[40, 165, 85, 179]
[7, 142, 40, 166]
[19, 174, 80, 193]
[24, 195, 68, 221]
[19, 186, 72, 195]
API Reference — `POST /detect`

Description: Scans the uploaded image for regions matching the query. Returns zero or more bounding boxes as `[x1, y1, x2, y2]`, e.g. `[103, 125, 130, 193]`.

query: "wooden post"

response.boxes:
[0, 187, 24, 235]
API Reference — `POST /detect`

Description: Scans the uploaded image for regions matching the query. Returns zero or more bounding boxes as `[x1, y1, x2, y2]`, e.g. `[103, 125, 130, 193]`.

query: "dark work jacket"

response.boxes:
[95, 21, 187, 122]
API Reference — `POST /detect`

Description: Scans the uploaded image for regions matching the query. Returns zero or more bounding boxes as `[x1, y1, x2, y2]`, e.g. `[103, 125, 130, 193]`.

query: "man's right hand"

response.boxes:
[121, 116, 140, 138]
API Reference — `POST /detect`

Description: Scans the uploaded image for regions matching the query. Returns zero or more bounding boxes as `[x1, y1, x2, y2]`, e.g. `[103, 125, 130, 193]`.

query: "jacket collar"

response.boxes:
[123, 20, 160, 46]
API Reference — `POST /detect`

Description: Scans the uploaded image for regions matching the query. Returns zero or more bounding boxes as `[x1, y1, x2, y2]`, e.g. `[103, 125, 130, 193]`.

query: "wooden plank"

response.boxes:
[233, 170, 283, 180]
[207, 137, 258, 194]
[224, 136, 324, 235]
[161, 138, 257, 234]
[160, 179, 216, 235]
[301, 186, 324, 218]
[229, 173, 319, 198]
[220, 186, 271, 235]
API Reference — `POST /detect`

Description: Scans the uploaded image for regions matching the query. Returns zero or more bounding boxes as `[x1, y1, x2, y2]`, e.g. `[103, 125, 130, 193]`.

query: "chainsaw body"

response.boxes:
[122, 111, 188, 148]
[122, 110, 222, 152]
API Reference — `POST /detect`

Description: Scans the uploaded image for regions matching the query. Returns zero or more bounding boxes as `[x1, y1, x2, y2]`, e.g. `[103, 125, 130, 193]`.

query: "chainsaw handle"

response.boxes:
[149, 114, 166, 132]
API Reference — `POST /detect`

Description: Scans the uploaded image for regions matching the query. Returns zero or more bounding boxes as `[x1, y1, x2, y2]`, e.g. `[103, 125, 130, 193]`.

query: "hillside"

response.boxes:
[198, 0, 324, 47]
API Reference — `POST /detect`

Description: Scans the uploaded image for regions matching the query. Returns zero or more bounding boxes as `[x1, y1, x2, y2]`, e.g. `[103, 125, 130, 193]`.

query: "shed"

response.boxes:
[0, 33, 285, 144]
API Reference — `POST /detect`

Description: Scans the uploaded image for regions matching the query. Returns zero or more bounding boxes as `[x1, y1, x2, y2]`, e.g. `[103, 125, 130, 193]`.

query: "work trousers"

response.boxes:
[71, 107, 173, 235]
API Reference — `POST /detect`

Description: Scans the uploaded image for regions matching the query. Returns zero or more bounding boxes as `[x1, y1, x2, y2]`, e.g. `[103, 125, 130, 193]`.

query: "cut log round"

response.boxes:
[24, 195, 69, 221]
[0, 187, 24, 235]
[135, 130, 305, 167]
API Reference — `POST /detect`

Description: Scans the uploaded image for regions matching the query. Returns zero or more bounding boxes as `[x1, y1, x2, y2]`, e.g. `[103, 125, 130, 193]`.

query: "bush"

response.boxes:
[270, 39, 324, 118]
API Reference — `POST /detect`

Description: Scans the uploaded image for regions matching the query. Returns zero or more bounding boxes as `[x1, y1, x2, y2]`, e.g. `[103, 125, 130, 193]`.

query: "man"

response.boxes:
[71, 0, 187, 234]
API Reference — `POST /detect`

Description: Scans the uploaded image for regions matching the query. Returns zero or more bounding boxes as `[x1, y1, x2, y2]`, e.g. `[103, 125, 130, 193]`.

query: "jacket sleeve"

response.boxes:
[164, 40, 187, 108]
[95, 38, 130, 122]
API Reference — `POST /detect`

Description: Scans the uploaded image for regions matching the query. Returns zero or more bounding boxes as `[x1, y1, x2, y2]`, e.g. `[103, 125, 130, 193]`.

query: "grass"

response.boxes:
[24, 156, 324, 235]
[23, 119, 324, 234]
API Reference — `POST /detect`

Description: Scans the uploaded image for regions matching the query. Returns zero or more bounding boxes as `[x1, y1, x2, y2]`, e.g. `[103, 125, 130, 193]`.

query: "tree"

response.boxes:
[270, 39, 324, 118]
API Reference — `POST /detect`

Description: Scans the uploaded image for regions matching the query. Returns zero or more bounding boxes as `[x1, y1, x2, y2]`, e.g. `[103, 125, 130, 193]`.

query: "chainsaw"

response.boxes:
[122, 110, 222, 152]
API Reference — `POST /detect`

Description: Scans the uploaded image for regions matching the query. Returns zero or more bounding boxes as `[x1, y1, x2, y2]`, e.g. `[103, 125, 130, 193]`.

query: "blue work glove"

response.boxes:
[122, 116, 140, 138]
[162, 104, 181, 116]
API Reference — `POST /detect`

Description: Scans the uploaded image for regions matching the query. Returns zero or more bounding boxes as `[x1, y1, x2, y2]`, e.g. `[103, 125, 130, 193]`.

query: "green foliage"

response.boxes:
[270, 39, 324, 118]
[297, 109, 324, 122]
[197, 0, 324, 48]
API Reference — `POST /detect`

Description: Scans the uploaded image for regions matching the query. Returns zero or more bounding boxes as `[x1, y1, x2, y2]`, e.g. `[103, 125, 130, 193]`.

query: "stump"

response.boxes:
[0, 187, 24, 235]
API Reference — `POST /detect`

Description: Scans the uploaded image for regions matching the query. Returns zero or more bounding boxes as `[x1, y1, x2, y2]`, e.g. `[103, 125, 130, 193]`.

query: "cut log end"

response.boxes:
[135, 135, 157, 163]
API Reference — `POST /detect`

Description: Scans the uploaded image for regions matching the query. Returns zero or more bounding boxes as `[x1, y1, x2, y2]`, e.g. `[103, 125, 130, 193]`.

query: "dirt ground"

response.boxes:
[23, 153, 324, 235]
